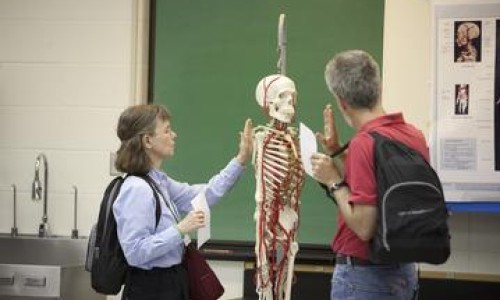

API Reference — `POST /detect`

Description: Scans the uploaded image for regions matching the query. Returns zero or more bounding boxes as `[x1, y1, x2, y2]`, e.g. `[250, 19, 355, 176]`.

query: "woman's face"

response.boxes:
[147, 118, 177, 162]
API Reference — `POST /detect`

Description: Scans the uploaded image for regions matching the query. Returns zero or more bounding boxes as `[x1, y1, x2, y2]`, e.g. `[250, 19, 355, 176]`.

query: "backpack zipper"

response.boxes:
[381, 181, 442, 251]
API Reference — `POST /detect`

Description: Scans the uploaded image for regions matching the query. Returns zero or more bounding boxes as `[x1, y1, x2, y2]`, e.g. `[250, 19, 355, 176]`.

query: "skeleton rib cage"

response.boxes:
[253, 124, 305, 300]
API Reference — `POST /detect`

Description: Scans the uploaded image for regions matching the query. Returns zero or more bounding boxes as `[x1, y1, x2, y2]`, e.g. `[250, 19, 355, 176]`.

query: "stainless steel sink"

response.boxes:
[0, 234, 105, 299]
[0, 234, 87, 266]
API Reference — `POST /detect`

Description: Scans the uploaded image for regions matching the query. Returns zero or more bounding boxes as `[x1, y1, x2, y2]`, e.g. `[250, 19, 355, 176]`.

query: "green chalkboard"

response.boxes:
[150, 0, 384, 245]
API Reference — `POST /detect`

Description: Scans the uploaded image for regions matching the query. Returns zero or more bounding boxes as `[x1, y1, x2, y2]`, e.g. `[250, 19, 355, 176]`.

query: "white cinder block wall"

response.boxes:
[0, 0, 150, 299]
[0, 1, 242, 299]
[0, 0, 141, 235]
[0, 0, 499, 299]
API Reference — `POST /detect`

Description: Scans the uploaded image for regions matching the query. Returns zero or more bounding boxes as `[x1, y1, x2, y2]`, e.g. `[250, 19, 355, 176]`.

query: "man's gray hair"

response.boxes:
[324, 50, 381, 109]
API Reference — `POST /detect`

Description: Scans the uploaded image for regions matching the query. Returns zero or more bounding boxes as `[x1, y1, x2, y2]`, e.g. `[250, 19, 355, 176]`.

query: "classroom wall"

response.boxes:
[384, 0, 500, 276]
[0, 1, 149, 299]
[0, 1, 498, 300]
[0, 0, 149, 236]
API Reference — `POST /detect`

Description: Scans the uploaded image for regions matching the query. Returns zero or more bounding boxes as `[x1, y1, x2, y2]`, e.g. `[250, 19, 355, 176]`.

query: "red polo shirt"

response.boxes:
[332, 113, 429, 259]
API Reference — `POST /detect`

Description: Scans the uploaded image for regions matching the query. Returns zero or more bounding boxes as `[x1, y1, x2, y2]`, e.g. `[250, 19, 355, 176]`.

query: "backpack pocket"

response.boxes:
[375, 181, 450, 264]
[382, 181, 444, 250]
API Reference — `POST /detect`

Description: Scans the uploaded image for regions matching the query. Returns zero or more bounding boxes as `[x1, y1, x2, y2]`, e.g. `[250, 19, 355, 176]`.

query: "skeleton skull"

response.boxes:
[255, 74, 297, 123]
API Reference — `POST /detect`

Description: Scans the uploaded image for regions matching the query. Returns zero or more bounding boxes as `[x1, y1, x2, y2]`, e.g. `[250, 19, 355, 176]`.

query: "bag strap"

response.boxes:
[153, 184, 181, 223]
[127, 174, 162, 229]
[368, 131, 428, 163]
[130, 173, 182, 224]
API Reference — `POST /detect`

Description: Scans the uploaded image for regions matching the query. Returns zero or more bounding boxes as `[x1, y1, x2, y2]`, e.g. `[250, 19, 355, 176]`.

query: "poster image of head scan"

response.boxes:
[454, 20, 482, 63]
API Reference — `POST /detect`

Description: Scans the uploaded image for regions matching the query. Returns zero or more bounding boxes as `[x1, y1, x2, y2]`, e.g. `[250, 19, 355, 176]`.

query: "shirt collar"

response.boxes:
[148, 168, 167, 183]
[359, 112, 405, 133]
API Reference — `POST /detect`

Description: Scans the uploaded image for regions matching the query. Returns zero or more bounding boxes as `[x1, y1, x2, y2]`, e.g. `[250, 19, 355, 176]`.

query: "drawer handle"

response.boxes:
[24, 276, 46, 287]
[0, 276, 14, 286]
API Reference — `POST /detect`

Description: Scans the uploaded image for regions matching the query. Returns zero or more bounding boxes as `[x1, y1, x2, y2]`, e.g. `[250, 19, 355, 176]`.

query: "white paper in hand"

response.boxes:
[191, 190, 211, 249]
[299, 122, 318, 177]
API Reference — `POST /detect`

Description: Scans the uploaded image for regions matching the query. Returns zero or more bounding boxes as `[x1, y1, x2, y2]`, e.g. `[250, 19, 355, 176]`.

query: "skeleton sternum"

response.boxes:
[260, 131, 301, 214]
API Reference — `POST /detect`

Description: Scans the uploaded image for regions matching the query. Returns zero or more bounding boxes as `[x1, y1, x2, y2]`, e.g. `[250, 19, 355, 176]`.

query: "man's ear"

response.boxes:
[336, 97, 348, 111]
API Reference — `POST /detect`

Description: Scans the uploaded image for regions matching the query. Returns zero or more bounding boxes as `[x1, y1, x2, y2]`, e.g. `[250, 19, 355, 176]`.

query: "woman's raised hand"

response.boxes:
[236, 118, 253, 165]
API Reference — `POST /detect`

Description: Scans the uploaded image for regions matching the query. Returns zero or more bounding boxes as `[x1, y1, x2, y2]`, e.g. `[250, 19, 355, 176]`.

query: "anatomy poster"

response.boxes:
[433, 2, 500, 202]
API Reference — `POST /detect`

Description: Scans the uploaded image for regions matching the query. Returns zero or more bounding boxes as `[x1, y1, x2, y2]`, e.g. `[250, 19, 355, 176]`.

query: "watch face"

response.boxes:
[330, 181, 345, 192]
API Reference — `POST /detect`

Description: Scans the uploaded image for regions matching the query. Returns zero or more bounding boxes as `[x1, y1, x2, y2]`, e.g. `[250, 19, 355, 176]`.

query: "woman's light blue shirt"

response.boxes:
[113, 158, 244, 270]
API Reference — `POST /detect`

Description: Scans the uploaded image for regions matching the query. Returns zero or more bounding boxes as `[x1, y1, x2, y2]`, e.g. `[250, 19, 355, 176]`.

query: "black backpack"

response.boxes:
[85, 174, 161, 295]
[369, 131, 451, 265]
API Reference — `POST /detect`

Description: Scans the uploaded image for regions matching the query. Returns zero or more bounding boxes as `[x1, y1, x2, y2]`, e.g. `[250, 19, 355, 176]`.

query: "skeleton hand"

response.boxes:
[236, 118, 253, 165]
[310, 152, 342, 186]
[316, 104, 341, 156]
[177, 210, 205, 234]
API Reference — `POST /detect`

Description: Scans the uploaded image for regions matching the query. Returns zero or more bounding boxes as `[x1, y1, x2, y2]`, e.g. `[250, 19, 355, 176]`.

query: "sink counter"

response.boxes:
[0, 234, 104, 299]
[0, 234, 88, 267]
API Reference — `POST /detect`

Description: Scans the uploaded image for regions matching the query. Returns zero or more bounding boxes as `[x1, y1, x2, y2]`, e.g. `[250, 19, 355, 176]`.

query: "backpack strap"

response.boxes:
[126, 174, 162, 229]
[151, 183, 181, 224]
[368, 131, 386, 144]
[368, 131, 426, 161]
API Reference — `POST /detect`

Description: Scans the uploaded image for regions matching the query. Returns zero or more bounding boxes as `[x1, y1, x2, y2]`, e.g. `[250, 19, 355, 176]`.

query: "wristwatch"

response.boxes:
[328, 180, 346, 194]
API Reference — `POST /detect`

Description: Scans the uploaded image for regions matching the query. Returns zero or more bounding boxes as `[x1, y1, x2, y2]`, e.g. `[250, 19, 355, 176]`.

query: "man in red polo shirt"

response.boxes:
[311, 50, 424, 300]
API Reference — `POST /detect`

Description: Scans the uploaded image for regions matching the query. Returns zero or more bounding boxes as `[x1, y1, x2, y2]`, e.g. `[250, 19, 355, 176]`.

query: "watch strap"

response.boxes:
[329, 180, 346, 193]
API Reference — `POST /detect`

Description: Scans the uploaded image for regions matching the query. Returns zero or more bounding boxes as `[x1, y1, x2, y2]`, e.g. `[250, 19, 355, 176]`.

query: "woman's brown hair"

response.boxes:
[115, 104, 171, 174]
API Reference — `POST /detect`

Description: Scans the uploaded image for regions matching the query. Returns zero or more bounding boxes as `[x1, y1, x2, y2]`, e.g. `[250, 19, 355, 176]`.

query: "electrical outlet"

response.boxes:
[109, 152, 122, 176]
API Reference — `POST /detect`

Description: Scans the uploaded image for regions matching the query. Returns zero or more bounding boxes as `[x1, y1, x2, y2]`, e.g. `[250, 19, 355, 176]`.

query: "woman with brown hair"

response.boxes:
[113, 104, 252, 300]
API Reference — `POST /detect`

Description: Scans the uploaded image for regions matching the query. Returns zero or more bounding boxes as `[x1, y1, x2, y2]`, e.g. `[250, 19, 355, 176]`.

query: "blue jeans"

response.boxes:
[331, 263, 418, 300]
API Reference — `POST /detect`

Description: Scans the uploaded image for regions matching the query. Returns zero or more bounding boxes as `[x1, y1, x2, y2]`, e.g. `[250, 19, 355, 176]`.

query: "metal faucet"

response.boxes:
[32, 153, 49, 237]
[71, 185, 79, 239]
[11, 184, 18, 237]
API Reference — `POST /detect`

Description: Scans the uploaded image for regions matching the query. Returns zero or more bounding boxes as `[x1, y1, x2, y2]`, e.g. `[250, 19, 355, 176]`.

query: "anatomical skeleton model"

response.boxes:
[252, 74, 305, 300]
